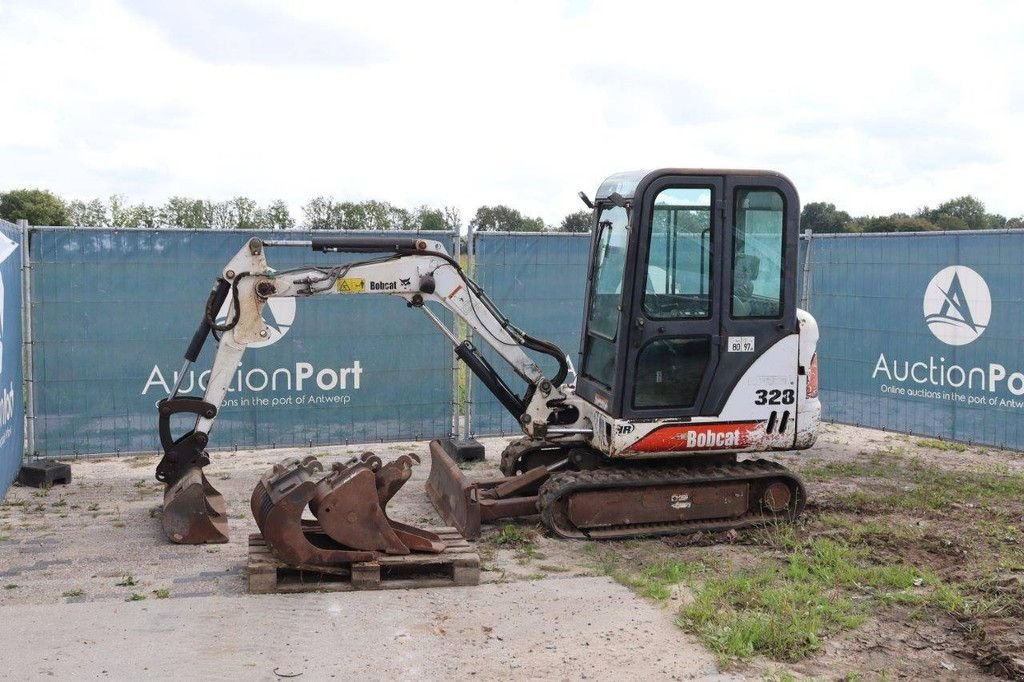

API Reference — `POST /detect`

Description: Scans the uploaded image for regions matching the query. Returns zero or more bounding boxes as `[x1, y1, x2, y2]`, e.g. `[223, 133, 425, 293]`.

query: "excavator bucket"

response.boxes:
[251, 452, 445, 568]
[310, 453, 446, 555]
[161, 466, 229, 544]
[251, 456, 377, 566]
[309, 463, 410, 555]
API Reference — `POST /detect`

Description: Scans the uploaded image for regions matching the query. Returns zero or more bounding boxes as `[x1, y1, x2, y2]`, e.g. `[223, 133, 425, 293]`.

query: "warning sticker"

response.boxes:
[336, 278, 365, 293]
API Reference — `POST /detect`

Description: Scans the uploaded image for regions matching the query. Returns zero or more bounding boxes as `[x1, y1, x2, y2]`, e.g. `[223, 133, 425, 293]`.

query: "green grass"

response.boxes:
[153, 588, 170, 599]
[916, 438, 968, 452]
[116, 574, 136, 587]
[87, 503, 99, 511]
[61, 588, 84, 598]
[675, 538, 938, 662]
[492, 524, 532, 546]
[126, 592, 146, 602]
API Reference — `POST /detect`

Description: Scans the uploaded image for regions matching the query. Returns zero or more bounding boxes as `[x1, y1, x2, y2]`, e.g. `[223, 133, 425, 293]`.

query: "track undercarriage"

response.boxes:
[427, 437, 806, 541]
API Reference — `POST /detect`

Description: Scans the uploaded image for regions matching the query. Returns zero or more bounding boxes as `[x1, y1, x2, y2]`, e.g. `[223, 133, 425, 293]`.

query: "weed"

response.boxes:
[149, 506, 161, 519]
[116, 574, 136, 587]
[492, 524, 531, 546]
[61, 588, 85, 598]
[538, 564, 571, 573]
[0, 535, 8, 542]
[112, 520, 125, 528]
[32, 490, 49, 498]
[87, 503, 99, 512]
[4, 584, 18, 589]
[153, 588, 170, 599]
[527, 573, 546, 580]
[51, 498, 67, 508]
[126, 593, 146, 602]
[916, 438, 968, 452]
[133, 479, 147, 488]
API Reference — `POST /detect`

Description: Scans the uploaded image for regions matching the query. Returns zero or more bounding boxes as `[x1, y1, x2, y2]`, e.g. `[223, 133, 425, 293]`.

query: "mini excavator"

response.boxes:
[156, 169, 820, 561]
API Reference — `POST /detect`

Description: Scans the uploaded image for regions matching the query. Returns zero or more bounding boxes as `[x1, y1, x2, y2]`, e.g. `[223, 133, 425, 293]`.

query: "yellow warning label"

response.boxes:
[336, 277, 365, 293]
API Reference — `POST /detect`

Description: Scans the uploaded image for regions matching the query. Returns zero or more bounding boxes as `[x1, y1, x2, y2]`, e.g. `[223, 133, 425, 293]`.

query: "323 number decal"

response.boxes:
[754, 389, 795, 406]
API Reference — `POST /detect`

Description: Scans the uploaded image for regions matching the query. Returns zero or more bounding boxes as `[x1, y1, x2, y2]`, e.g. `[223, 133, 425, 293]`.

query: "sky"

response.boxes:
[0, 0, 1022, 226]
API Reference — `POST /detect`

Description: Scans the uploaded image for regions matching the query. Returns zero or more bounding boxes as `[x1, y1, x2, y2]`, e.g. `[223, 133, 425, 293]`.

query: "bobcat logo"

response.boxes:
[399, 277, 411, 287]
[923, 266, 990, 346]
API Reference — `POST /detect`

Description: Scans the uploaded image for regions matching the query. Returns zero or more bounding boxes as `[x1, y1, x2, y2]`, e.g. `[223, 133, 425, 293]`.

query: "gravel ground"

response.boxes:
[2, 424, 1022, 680]
[0, 437, 733, 681]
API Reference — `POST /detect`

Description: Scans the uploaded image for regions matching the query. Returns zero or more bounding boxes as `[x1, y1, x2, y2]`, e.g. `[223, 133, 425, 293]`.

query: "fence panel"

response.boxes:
[468, 232, 591, 436]
[29, 228, 456, 456]
[808, 231, 1024, 450]
[0, 220, 24, 498]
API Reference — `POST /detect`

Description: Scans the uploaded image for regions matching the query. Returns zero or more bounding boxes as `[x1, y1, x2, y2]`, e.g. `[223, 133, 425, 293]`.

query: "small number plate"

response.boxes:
[727, 336, 755, 352]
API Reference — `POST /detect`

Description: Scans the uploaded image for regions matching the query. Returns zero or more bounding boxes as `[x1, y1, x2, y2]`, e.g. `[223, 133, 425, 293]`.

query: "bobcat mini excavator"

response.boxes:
[156, 169, 820, 556]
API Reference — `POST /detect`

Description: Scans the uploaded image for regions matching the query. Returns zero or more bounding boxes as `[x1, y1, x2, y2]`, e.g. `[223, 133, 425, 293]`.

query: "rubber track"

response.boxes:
[499, 437, 569, 476]
[537, 459, 806, 540]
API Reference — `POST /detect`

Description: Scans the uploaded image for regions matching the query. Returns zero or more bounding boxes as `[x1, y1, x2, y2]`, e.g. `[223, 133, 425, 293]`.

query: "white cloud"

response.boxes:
[0, 0, 1021, 224]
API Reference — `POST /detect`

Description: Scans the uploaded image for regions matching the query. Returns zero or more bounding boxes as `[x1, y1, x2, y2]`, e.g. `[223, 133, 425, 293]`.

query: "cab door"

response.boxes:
[620, 175, 724, 419]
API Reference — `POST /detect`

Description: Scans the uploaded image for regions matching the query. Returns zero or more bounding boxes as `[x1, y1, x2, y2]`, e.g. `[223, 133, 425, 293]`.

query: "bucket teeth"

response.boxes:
[250, 452, 446, 567]
[162, 467, 229, 544]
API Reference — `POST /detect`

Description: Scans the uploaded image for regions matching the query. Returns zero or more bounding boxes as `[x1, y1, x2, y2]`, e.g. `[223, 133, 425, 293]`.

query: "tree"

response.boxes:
[0, 189, 69, 225]
[1007, 216, 1024, 230]
[262, 200, 294, 230]
[469, 205, 545, 232]
[416, 206, 446, 231]
[800, 202, 852, 233]
[229, 197, 262, 229]
[303, 196, 340, 229]
[160, 197, 206, 229]
[442, 206, 461, 232]
[67, 198, 108, 226]
[560, 210, 591, 232]
[918, 195, 987, 230]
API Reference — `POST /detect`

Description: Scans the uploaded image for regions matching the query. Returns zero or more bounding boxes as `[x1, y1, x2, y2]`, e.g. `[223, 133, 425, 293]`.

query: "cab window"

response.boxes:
[642, 187, 712, 319]
[732, 189, 784, 318]
[582, 205, 628, 387]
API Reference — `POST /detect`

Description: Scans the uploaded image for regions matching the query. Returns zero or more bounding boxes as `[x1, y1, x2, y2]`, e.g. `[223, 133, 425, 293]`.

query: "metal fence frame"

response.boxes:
[14, 223, 1024, 462]
[23, 225, 463, 458]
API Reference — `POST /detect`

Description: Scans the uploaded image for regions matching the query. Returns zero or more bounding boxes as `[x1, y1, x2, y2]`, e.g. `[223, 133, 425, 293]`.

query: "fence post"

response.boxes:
[463, 221, 475, 439]
[800, 228, 813, 311]
[17, 220, 35, 458]
[450, 229, 462, 439]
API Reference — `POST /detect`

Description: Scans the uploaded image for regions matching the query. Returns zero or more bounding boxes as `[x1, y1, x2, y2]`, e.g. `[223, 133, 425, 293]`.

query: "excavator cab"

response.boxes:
[578, 169, 800, 421]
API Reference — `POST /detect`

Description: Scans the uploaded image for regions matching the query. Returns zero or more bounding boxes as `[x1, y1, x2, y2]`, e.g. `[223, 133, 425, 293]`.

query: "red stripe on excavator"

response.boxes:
[447, 284, 464, 299]
[625, 421, 763, 453]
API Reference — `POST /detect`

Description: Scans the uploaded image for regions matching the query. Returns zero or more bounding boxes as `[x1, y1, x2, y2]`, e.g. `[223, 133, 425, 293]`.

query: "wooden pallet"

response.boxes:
[247, 527, 479, 594]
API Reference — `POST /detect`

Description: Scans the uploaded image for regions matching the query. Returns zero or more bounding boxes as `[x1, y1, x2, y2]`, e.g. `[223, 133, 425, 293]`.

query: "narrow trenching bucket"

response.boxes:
[161, 466, 229, 544]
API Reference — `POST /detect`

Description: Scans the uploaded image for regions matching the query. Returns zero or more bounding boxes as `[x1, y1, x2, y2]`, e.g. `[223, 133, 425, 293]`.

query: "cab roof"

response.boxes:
[594, 168, 793, 201]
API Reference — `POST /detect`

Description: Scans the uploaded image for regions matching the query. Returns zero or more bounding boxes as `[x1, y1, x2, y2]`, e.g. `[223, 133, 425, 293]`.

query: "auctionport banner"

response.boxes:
[29, 229, 455, 456]
[808, 231, 1024, 450]
[0, 220, 23, 497]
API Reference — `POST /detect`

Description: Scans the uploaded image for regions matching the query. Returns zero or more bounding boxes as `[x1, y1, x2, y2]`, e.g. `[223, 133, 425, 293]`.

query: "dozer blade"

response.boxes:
[425, 439, 540, 540]
[162, 466, 229, 544]
[251, 456, 376, 566]
[309, 464, 410, 555]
